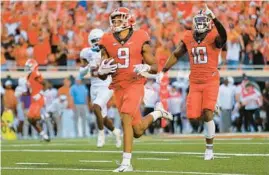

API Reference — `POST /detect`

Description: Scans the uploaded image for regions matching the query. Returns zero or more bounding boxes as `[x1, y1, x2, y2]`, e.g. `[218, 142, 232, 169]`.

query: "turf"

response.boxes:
[1, 136, 269, 175]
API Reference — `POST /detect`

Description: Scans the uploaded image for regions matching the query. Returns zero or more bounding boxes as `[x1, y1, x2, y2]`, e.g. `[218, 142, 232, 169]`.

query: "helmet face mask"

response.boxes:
[90, 38, 101, 51]
[193, 14, 212, 34]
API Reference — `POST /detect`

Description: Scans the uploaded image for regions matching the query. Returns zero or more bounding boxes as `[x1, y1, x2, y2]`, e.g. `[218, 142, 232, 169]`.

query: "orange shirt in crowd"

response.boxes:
[33, 40, 51, 65]
[3, 89, 17, 111]
[13, 43, 28, 67]
[27, 25, 39, 46]
[52, 34, 60, 46]
[58, 86, 73, 109]
[19, 14, 30, 31]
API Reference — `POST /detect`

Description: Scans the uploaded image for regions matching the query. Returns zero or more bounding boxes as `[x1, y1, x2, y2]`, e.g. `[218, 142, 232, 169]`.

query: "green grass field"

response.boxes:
[1, 135, 269, 175]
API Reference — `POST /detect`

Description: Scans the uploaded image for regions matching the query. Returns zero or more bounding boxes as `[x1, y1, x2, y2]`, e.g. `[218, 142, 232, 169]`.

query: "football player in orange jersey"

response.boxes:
[97, 7, 173, 172]
[157, 5, 227, 160]
[25, 59, 50, 142]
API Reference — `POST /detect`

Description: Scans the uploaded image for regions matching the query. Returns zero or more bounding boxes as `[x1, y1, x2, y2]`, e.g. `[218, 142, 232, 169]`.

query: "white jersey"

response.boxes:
[79, 47, 112, 87]
[15, 86, 27, 121]
[47, 98, 68, 116]
[44, 88, 58, 108]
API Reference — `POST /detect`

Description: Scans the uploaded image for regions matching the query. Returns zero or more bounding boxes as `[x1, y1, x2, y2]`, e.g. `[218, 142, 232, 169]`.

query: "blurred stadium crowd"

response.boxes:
[1, 1, 269, 70]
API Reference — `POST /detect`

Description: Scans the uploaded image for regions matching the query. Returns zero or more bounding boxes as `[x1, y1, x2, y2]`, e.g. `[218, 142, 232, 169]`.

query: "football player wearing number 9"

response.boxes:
[158, 5, 227, 160]
[98, 7, 173, 172]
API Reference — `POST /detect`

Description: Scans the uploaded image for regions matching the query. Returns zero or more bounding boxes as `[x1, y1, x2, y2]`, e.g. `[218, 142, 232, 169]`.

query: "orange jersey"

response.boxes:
[27, 70, 44, 96]
[182, 29, 221, 83]
[99, 29, 150, 89]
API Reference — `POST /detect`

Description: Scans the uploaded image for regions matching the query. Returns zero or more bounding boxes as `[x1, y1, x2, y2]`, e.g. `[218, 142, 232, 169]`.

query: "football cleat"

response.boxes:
[41, 134, 50, 142]
[113, 164, 133, 172]
[155, 102, 173, 121]
[204, 149, 214, 160]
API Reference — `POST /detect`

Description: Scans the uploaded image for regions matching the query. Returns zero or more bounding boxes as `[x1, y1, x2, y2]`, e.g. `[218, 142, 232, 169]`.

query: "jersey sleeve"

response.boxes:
[140, 30, 150, 45]
[99, 34, 108, 48]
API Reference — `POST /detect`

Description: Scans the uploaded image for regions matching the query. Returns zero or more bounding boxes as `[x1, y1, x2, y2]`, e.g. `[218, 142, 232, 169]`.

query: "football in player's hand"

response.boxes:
[105, 58, 118, 75]
[105, 57, 116, 65]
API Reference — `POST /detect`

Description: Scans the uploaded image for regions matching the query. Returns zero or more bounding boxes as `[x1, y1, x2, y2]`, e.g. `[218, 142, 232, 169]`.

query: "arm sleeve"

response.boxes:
[213, 18, 227, 48]
[141, 30, 151, 45]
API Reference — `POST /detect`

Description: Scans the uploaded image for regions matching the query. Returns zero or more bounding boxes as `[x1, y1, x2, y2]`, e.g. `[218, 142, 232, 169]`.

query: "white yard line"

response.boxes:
[79, 160, 112, 163]
[16, 162, 49, 165]
[2, 149, 269, 157]
[194, 156, 231, 159]
[137, 157, 170, 161]
[1, 167, 248, 175]
[2, 142, 269, 147]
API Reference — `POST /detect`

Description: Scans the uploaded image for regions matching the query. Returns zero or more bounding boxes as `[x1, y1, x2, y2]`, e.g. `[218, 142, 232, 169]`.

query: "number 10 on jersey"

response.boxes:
[192, 46, 208, 64]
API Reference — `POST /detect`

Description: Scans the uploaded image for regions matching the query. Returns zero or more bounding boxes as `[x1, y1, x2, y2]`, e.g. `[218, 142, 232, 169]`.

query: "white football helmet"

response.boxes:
[88, 29, 104, 51]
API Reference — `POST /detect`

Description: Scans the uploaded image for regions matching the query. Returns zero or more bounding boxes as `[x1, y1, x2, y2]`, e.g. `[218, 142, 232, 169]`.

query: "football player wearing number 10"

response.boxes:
[97, 7, 173, 172]
[158, 5, 227, 160]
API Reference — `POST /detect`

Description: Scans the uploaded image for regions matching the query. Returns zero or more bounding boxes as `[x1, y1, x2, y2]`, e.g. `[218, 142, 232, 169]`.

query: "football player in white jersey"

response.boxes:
[79, 29, 121, 148]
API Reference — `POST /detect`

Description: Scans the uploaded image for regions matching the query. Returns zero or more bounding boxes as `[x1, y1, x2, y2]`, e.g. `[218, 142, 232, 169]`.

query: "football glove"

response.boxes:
[133, 64, 151, 75]
[204, 4, 215, 19]
[98, 59, 118, 76]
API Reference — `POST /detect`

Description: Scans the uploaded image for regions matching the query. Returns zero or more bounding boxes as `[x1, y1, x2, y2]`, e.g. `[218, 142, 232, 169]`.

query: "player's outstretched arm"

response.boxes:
[156, 41, 187, 83]
[213, 18, 227, 49]
[204, 4, 227, 48]
[162, 41, 187, 73]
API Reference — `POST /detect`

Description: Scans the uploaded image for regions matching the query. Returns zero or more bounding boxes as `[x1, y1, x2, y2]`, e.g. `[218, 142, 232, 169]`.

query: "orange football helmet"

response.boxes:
[109, 7, 136, 33]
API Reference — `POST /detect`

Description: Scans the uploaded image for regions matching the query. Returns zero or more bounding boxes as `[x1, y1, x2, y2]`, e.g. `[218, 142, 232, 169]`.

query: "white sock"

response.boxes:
[122, 152, 132, 165]
[206, 144, 213, 150]
[99, 129, 104, 135]
[112, 128, 119, 135]
[204, 120, 215, 139]
[150, 111, 162, 122]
